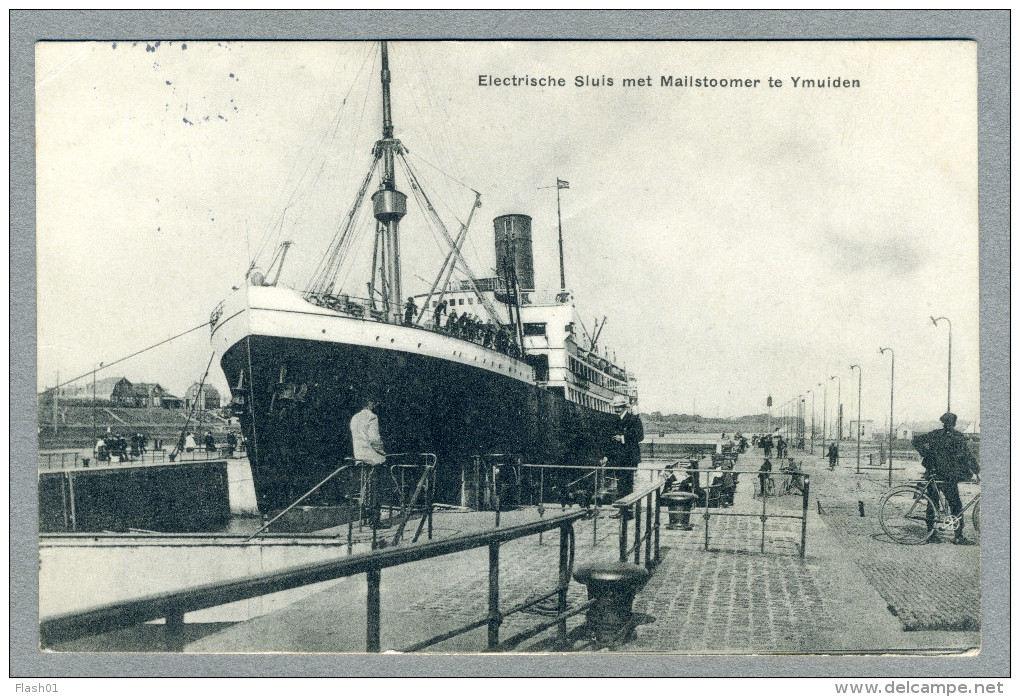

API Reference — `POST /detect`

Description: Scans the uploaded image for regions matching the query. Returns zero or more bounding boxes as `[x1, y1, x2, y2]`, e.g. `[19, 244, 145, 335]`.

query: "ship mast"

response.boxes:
[370, 41, 407, 320]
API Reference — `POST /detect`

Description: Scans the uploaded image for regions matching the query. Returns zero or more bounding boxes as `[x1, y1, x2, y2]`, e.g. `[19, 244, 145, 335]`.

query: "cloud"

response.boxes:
[821, 228, 926, 276]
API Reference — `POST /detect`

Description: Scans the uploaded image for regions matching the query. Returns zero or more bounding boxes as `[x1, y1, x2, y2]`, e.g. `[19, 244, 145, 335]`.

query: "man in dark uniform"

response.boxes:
[601, 395, 644, 501]
[912, 412, 979, 544]
[403, 297, 418, 326]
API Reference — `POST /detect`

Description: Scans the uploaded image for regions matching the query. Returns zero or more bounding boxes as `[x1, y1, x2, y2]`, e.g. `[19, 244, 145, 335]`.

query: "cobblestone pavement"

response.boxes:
[811, 459, 981, 632]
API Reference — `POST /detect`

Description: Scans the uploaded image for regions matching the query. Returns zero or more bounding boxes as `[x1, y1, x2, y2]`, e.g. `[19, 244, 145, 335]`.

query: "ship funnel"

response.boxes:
[494, 214, 535, 291]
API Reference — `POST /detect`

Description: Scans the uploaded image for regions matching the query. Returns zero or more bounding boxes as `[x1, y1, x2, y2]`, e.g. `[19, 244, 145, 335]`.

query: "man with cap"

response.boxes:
[911, 412, 980, 544]
[601, 395, 644, 502]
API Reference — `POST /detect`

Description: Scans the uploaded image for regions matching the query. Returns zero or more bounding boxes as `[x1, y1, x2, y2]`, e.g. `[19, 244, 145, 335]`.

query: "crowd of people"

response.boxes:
[94, 431, 150, 462]
[92, 428, 245, 463]
[425, 299, 522, 357]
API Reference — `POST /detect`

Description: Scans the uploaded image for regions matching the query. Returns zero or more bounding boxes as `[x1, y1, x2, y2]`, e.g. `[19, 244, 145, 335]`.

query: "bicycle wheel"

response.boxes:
[971, 499, 980, 534]
[880, 486, 936, 544]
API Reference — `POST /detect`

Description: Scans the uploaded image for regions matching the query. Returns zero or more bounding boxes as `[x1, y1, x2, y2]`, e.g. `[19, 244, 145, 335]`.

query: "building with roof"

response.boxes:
[184, 383, 221, 410]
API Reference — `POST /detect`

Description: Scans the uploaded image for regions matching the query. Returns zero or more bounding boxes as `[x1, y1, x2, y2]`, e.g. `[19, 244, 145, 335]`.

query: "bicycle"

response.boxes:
[780, 459, 804, 495]
[878, 478, 980, 544]
[755, 474, 776, 498]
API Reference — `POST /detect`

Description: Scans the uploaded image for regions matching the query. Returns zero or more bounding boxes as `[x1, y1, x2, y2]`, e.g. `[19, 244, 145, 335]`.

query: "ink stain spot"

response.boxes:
[229, 73, 234, 78]
[112, 42, 117, 49]
[183, 117, 193, 125]
[181, 43, 187, 50]
[166, 80, 172, 85]
[146, 44, 155, 53]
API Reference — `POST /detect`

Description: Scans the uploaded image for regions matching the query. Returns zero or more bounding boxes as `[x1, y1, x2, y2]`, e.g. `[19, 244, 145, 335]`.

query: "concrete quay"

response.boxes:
[162, 449, 978, 655]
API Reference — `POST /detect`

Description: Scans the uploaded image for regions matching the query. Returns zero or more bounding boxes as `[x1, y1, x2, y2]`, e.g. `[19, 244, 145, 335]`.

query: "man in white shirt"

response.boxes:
[350, 397, 386, 465]
[350, 396, 387, 529]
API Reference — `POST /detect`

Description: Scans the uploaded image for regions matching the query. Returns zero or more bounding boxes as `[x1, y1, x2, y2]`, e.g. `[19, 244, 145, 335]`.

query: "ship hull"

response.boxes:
[214, 292, 620, 513]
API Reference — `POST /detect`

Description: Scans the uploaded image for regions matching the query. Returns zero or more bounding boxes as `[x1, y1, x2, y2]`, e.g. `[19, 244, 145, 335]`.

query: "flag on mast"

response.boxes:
[557, 178, 570, 189]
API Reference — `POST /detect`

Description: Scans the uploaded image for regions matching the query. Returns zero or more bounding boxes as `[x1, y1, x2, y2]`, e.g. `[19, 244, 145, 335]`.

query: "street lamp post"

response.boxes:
[799, 395, 805, 450]
[829, 375, 841, 443]
[807, 388, 816, 454]
[879, 347, 895, 487]
[850, 364, 862, 475]
[821, 381, 828, 456]
[931, 316, 952, 413]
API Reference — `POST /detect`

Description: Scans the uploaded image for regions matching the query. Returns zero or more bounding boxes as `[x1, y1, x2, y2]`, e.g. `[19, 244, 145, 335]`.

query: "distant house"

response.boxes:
[161, 394, 184, 409]
[122, 382, 169, 408]
[39, 376, 127, 406]
[185, 383, 221, 410]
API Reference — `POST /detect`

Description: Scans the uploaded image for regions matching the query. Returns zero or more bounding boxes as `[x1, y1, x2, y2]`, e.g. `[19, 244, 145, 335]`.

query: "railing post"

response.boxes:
[703, 488, 710, 552]
[427, 466, 434, 540]
[164, 608, 186, 652]
[644, 491, 653, 570]
[618, 510, 628, 562]
[633, 500, 642, 565]
[761, 481, 768, 554]
[557, 523, 569, 641]
[800, 474, 811, 559]
[488, 542, 500, 649]
[367, 567, 382, 652]
[653, 487, 661, 564]
[66, 471, 77, 532]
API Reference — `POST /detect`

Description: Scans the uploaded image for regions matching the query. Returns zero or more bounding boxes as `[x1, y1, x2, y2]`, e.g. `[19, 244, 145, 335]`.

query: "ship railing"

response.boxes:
[640, 461, 811, 558]
[303, 290, 524, 360]
[39, 509, 589, 653]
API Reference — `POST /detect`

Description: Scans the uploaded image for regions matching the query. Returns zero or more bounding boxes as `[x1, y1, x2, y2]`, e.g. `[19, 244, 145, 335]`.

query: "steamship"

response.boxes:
[210, 42, 636, 513]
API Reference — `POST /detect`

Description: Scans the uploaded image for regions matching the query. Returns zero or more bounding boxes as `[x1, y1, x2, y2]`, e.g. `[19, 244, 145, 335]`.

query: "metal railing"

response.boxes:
[40, 509, 588, 653]
[38, 446, 246, 471]
[612, 478, 667, 570]
[652, 464, 811, 558]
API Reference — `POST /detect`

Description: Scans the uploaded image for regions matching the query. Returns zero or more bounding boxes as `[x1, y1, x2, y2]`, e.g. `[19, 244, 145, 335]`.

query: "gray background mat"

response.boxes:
[11, 9, 1009, 677]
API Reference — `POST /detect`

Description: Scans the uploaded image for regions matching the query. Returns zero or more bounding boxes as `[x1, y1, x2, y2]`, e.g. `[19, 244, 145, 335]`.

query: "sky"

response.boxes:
[36, 40, 979, 426]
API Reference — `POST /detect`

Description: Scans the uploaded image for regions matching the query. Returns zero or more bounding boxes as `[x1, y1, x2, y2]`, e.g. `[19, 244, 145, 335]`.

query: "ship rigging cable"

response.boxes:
[51, 320, 213, 390]
[167, 351, 217, 462]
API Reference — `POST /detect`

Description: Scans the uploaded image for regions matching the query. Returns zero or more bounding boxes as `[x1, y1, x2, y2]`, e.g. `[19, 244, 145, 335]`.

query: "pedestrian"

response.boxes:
[350, 395, 387, 528]
[827, 442, 839, 470]
[601, 395, 644, 506]
[763, 434, 773, 459]
[226, 432, 238, 457]
[433, 300, 447, 328]
[911, 412, 980, 544]
[446, 309, 459, 334]
[757, 458, 773, 498]
[184, 431, 196, 453]
[403, 296, 417, 326]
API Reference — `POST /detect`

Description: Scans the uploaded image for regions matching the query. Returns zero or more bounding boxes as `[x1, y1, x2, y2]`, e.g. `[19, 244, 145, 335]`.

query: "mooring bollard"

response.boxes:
[572, 561, 650, 646]
[660, 492, 697, 530]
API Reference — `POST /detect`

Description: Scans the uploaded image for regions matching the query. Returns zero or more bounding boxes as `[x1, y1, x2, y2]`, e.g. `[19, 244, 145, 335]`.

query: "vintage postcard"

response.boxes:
[26, 30, 1000, 676]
